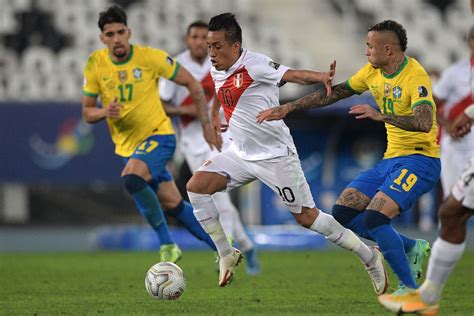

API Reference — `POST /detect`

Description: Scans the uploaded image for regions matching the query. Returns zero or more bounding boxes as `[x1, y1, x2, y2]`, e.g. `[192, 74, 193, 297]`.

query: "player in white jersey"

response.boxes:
[433, 27, 474, 196]
[186, 13, 388, 293]
[379, 102, 474, 315]
[159, 21, 260, 275]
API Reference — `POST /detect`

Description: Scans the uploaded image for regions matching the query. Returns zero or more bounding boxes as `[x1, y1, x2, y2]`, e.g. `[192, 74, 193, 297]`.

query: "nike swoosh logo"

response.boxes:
[390, 185, 402, 192]
[102, 77, 110, 81]
[413, 254, 418, 265]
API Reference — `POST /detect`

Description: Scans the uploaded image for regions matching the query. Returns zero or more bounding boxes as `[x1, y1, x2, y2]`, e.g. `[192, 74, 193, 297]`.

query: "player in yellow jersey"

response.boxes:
[257, 20, 439, 295]
[82, 5, 219, 263]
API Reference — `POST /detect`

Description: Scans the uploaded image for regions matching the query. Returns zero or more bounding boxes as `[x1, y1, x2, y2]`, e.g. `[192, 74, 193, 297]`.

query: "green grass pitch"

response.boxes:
[1, 250, 473, 315]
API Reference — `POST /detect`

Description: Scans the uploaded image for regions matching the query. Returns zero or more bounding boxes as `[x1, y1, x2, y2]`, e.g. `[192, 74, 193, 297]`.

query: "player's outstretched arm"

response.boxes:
[256, 82, 354, 123]
[172, 66, 219, 150]
[161, 99, 198, 117]
[282, 60, 336, 95]
[381, 103, 433, 132]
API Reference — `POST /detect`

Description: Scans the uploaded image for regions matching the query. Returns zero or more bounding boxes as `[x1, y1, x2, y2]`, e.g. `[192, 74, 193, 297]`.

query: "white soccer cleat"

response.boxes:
[365, 246, 389, 295]
[218, 248, 243, 287]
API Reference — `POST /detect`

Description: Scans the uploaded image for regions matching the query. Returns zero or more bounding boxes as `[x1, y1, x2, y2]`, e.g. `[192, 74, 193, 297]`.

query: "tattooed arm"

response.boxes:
[256, 82, 354, 123]
[350, 103, 433, 132]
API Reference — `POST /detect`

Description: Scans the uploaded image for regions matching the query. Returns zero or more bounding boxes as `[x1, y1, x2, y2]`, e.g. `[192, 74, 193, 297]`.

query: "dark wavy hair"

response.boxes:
[369, 20, 407, 52]
[98, 5, 127, 31]
[209, 13, 242, 44]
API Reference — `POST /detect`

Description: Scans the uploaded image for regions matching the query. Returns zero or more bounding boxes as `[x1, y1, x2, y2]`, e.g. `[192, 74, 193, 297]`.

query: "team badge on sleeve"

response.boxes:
[418, 86, 428, 97]
[268, 61, 280, 70]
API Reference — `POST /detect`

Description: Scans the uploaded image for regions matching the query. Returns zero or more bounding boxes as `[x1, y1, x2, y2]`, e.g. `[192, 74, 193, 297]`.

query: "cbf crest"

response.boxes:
[384, 83, 391, 97]
[392, 86, 402, 99]
[118, 70, 128, 83]
[233, 73, 243, 88]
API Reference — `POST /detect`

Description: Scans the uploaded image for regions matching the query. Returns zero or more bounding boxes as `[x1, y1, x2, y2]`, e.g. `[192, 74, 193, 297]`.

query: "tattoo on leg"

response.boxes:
[367, 197, 387, 211]
[336, 189, 371, 210]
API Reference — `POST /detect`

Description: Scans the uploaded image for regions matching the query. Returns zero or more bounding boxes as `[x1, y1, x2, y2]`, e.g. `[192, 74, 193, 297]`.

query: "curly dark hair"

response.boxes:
[368, 20, 407, 52]
[98, 5, 127, 31]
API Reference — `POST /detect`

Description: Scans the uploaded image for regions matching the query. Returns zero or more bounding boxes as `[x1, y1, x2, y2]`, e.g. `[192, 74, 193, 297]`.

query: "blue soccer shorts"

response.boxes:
[347, 154, 440, 212]
[122, 134, 176, 189]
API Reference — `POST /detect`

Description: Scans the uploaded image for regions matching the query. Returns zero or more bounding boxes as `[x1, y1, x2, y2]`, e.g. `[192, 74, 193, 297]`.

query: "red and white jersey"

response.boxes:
[159, 50, 217, 155]
[433, 56, 474, 153]
[212, 48, 296, 161]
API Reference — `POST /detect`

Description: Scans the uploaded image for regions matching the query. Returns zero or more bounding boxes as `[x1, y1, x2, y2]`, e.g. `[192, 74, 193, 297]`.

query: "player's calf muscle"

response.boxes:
[336, 188, 370, 210]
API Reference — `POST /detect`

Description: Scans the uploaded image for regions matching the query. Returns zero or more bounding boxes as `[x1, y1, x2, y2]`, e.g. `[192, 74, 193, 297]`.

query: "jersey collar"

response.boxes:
[382, 56, 408, 79]
[224, 48, 247, 74]
[111, 45, 134, 65]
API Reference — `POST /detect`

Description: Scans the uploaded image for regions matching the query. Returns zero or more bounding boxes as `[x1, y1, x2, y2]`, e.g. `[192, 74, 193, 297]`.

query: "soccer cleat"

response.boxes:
[407, 239, 431, 281]
[215, 237, 235, 273]
[159, 243, 182, 263]
[244, 248, 261, 275]
[393, 284, 416, 296]
[218, 248, 243, 287]
[364, 246, 389, 295]
[378, 290, 439, 316]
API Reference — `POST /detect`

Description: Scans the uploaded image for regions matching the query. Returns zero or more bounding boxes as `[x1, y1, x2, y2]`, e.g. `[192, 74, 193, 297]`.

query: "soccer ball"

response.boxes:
[145, 262, 186, 300]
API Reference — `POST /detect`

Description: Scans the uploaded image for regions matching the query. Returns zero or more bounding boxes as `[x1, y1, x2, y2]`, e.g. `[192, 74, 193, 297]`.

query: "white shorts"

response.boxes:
[441, 146, 474, 197]
[451, 156, 474, 209]
[184, 132, 233, 172]
[196, 147, 316, 213]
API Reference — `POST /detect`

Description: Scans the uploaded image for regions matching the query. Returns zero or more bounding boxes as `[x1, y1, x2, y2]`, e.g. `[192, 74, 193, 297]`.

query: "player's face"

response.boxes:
[100, 23, 131, 60]
[365, 31, 388, 68]
[207, 30, 241, 71]
[186, 26, 208, 61]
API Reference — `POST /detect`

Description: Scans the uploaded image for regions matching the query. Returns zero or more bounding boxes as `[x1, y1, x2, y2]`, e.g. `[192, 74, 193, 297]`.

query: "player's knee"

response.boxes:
[293, 208, 317, 228]
[122, 174, 148, 194]
[438, 198, 470, 228]
[186, 175, 205, 194]
[364, 209, 390, 230]
[332, 204, 361, 227]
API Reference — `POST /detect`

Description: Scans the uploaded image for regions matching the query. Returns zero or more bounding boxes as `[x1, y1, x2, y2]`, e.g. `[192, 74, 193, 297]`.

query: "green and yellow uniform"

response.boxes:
[83, 44, 179, 157]
[347, 56, 440, 159]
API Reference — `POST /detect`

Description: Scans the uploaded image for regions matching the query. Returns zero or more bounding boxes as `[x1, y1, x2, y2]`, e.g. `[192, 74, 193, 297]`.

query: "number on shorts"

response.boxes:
[137, 140, 159, 153]
[276, 186, 295, 203]
[393, 168, 418, 192]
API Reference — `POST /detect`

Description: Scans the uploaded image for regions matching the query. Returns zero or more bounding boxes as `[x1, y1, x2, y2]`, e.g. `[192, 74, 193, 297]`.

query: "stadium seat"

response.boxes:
[22, 46, 56, 77]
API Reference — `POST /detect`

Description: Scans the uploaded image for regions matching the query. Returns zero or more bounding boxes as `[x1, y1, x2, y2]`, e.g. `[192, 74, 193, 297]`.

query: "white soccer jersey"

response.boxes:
[434, 57, 474, 194]
[159, 50, 217, 156]
[434, 57, 474, 152]
[212, 48, 296, 161]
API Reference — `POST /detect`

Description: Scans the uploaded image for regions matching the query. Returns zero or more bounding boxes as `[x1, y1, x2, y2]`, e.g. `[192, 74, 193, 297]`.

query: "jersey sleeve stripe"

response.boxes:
[169, 61, 180, 81]
[345, 79, 361, 95]
[411, 100, 433, 109]
[83, 91, 99, 97]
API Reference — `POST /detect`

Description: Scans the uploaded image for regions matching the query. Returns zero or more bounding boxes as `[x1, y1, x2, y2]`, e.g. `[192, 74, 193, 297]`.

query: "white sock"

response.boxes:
[420, 238, 465, 305]
[213, 192, 253, 252]
[310, 210, 374, 264]
[188, 191, 233, 257]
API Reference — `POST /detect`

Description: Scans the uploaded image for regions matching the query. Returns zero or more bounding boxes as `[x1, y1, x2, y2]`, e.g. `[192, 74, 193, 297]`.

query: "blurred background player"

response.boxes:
[433, 26, 474, 198]
[82, 5, 219, 262]
[257, 20, 439, 294]
[159, 21, 260, 275]
[378, 104, 474, 315]
[187, 13, 388, 292]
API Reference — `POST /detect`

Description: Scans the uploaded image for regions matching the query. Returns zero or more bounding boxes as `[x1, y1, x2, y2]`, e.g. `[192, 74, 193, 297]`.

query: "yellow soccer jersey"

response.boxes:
[347, 57, 440, 159]
[83, 44, 178, 157]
